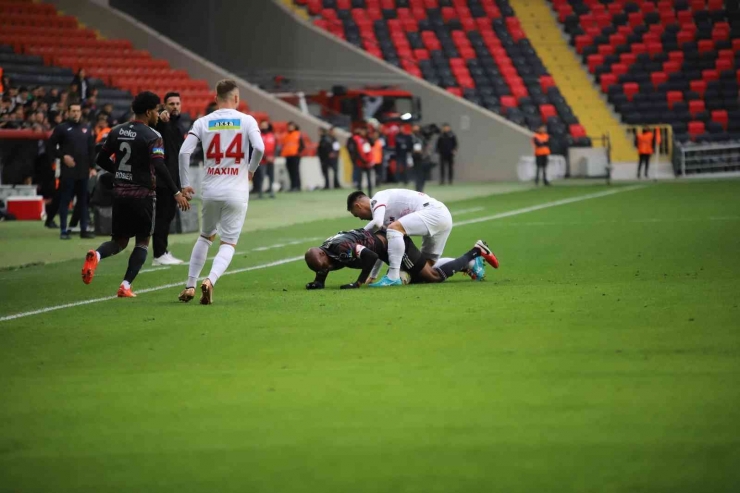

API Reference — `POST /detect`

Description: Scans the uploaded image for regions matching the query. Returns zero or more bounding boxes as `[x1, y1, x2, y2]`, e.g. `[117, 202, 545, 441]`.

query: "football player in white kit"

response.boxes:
[177, 79, 264, 304]
[347, 188, 499, 286]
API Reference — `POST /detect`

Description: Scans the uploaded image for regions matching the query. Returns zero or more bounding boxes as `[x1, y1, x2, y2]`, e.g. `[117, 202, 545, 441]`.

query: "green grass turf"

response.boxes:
[1, 181, 739, 492]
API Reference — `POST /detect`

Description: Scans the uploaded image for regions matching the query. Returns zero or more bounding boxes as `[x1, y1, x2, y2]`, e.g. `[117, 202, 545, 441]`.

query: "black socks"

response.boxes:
[123, 246, 148, 284]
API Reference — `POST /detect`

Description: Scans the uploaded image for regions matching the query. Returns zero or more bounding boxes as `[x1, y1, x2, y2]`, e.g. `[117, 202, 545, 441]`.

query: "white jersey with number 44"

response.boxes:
[188, 108, 262, 201]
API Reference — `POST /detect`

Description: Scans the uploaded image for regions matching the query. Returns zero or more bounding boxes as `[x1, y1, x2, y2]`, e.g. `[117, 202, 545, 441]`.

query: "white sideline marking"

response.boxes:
[139, 267, 171, 273]
[451, 207, 484, 215]
[455, 185, 646, 227]
[0, 186, 645, 323]
[0, 257, 303, 323]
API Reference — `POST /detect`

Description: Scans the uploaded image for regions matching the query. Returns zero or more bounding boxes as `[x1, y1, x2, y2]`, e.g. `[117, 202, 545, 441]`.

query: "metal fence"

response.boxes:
[674, 141, 740, 176]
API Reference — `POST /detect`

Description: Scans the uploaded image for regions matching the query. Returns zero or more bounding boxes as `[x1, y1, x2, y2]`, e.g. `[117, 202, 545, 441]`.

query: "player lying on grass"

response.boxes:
[304, 228, 498, 289]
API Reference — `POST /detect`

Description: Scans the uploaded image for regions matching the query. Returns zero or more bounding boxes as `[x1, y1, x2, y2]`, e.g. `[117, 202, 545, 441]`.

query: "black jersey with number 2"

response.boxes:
[101, 121, 168, 198]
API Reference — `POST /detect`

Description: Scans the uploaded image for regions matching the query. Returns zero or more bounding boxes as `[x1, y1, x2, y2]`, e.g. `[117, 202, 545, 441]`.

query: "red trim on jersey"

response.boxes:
[373, 203, 386, 211]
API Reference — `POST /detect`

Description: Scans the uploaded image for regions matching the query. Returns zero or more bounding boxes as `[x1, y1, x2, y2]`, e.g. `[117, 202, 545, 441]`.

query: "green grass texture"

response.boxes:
[1, 181, 739, 493]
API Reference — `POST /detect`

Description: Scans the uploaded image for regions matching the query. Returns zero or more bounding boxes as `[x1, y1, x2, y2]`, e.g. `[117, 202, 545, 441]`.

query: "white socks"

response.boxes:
[187, 236, 212, 288]
[386, 229, 404, 280]
[207, 244, 235, 286]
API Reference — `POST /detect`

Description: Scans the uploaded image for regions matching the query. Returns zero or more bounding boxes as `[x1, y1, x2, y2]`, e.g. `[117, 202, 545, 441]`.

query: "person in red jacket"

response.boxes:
[347, 126, 372, 196]
[253, 120, 276, 198]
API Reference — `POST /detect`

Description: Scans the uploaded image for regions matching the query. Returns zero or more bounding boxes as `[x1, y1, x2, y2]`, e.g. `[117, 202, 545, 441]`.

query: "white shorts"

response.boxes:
[398, 203, 452, 261]
[201, 199, 248, 244]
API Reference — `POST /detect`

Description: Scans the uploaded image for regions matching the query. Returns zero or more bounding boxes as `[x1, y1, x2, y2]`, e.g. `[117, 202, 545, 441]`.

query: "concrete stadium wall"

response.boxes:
[61, 0, 532, 181]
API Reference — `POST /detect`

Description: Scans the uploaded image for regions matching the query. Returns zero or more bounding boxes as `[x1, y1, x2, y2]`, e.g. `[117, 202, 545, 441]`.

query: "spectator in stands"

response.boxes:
[394, 125, 413, 185]
[52, 91, 68, 114]
[72, 69, 90, 101]
[281, 121, 304, 192]
[318, 126, 341, 190]
[253, 120, 276, 198]
[68, 83, 81, 104]
[0, 95, 12, 118]
[151, 91, 185, 265]
[44, 88, 59, 107]
[47, 103, 96, 240]
[635, 126, 656, 180]
[347, 126, 372, 196]
[533, 125, 551, 186]
[436, 123, 458, 185]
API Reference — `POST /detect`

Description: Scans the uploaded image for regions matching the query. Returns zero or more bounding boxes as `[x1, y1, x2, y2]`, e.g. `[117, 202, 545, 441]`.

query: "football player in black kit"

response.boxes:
[80, 91, 190, 297]
[304, 229, 496, 289]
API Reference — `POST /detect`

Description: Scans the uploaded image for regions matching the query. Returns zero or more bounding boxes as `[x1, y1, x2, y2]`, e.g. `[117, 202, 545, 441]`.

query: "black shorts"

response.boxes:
[112, 195, 155, 239]
[402, 236, 426, 279]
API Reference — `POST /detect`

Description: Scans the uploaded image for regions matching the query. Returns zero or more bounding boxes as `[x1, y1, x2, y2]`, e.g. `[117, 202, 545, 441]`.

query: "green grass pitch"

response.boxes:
[1, 181, 739, 493]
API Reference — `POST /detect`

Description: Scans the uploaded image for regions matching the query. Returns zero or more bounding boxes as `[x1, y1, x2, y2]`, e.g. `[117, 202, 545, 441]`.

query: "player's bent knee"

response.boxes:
[202, 234, 217, 242]
[220, 240, 236, 247]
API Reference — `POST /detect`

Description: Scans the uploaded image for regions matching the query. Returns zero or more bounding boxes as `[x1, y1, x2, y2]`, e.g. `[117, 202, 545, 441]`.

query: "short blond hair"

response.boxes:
[216, 79, 238, 101]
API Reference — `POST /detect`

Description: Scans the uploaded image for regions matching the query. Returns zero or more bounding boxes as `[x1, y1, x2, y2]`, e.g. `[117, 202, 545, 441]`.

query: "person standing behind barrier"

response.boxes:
[411, 125, 429, 192]
[253, 120, 277, 199]
[635, 126, 656, 179]
[318, 126, 341, 189]
[369, 127, 385, 187]
[47, 102, 96, 239]
[281, 121, 304, 192]
[533, 125, 551, 186]
[347, 126, 372, 196]
[394, 125, 412, 185]
[436, 123, 458, 185]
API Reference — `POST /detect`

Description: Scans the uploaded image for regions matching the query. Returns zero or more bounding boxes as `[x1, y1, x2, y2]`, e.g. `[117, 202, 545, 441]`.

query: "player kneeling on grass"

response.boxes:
[304, 229, 499, 289]
[81, 91, 190, 297]
[346, 189, 498, 287]
[176, 79, 264, 305]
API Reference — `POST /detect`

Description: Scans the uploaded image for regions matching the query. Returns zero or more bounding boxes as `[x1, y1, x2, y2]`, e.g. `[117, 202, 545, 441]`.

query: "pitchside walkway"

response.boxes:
[0, 182, 531, 270]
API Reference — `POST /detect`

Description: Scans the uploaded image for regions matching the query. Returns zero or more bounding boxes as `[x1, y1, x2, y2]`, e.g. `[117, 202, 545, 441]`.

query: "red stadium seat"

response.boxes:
[663, 61, 681, 74]
[677, 31, 695, 45]
[666, 91, 684, 109]
[575, 35, 592, 53]
[620, 53, 636, 66]
[688, 121, 705, 136]
[611, 63, 628, 77]
[708, 0, 724, 10]
[651, 72, 668, 87]
[716, 58, 733, 72]
[689, 100, 705, 116]
[702, 69, 719, 82]
[698, 40, 715, 53]
[539, 104, 557, 121]
[668, 51, 685, 63]
[501, 96, 517, 108]
[570, 124, 587, 138]
[601, 73, 617, 93]
[711, 110, 728, 129]
[690, 80, 707, 97]
[587, 54, 604, 73]
[540, 75, 556, 92]
[623, 82, 639, 101]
